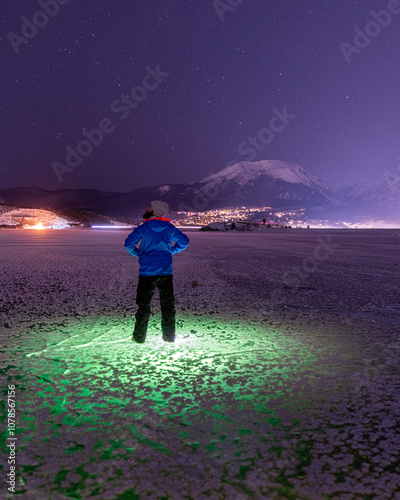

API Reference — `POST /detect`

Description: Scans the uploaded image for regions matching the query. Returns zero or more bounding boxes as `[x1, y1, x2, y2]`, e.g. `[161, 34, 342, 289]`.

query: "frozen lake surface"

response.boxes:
[1, 229, 400, 499]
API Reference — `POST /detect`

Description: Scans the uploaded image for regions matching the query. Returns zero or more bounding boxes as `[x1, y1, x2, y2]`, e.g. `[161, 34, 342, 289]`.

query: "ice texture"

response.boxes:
[1, 229, 399, 499]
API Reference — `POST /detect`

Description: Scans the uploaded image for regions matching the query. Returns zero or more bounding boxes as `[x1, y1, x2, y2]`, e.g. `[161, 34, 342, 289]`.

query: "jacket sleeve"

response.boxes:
[171, 227, 189, 255]
[124, 226, 143, 257]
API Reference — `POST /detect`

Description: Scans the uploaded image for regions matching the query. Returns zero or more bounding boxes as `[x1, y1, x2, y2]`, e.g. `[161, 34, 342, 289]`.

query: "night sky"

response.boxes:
[2, 0, 400, 192]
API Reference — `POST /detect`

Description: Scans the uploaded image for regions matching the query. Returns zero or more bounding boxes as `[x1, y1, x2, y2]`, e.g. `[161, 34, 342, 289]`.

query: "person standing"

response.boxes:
[124, 200, 189, 343]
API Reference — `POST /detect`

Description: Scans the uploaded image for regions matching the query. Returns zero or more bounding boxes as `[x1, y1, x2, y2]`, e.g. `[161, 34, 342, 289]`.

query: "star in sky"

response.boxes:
[1, 0, 400, 191]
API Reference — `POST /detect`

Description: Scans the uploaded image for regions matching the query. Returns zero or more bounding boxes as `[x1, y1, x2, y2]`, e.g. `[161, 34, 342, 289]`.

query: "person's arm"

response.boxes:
[124, 226, 143, 257]
[171, 227, 189, 255]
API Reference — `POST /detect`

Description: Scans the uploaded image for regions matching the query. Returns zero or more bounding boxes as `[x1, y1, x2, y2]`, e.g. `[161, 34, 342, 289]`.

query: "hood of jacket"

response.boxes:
[143, 217, 171, 233]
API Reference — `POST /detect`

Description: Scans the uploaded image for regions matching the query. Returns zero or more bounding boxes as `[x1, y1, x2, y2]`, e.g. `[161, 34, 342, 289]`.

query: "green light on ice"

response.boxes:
[8, 312, 323, 498]
[21, 313, 318, 421]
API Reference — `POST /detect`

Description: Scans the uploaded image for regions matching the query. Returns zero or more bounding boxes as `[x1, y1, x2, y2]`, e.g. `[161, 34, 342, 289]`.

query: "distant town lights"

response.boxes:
[91, 226, 133, 229]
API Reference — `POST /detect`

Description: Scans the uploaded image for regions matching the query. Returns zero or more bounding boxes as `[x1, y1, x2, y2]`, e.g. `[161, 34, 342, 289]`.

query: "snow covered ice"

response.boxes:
[1, 228, 400, 499]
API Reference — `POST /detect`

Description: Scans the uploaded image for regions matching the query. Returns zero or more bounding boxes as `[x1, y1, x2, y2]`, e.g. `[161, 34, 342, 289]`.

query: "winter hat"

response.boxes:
[150, 200, 169, 217]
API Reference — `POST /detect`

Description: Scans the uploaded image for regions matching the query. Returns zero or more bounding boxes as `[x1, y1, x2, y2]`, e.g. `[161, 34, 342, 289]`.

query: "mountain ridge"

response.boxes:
[1, 160, 398, 221]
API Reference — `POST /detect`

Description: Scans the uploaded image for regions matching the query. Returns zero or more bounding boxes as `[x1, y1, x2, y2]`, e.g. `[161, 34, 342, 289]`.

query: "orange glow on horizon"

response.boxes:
[31, 222, 45, 230]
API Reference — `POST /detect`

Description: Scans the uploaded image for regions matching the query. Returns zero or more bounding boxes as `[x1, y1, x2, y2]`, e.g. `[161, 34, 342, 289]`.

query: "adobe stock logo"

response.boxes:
[51, 64, 169, 182]
[213, 0, 242, 22]
[268, 235, 340, 308]
[7, 0, 71, 55]
[236, 107, 296, 162]
[340, 2, 400, 63]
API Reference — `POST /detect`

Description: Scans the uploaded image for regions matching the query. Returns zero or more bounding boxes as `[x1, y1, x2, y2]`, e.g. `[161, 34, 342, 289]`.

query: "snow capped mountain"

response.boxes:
[158, 185, 172, 195]
[200, 160, 330, 189]
[337, 170, 400, 209]
[192, 160, 343, 209]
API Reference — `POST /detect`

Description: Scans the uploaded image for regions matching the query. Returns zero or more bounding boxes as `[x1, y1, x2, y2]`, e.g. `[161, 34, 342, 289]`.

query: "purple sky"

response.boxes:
[1, 0, 400, 192]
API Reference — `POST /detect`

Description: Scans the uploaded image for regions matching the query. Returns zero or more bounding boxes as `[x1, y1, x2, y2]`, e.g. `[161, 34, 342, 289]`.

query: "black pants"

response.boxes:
[133, 275, 175, 342]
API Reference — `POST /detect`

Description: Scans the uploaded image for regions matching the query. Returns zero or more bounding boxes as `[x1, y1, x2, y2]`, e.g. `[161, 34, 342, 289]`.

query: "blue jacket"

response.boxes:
[124, 218, 189, 275]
